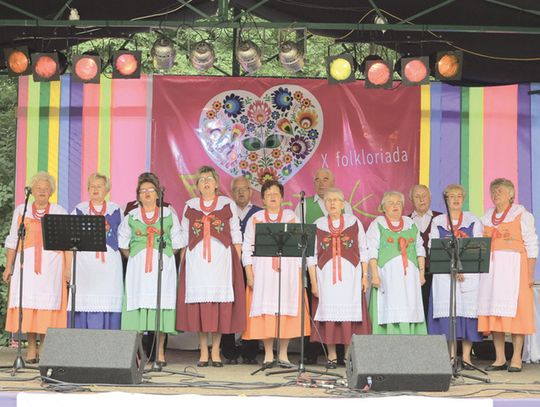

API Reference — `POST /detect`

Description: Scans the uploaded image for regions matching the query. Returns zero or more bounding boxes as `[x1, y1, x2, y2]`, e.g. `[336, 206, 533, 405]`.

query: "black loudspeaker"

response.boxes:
[40, 328, 145, 384]
[347, 335, 452, 392]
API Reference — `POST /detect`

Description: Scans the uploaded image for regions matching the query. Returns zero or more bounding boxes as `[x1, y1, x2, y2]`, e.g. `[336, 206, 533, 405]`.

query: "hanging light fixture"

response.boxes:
[3, 47, 32, 76]
[72, 53, 101, 83]
[326, 53, 355, 84]
[278, 40, 304, 73]
[236, 40, 262, 73]
[395, 56, 430, 86]
[189, 41, 215, 71]
[112, 50, 142, 79]
[361, 55, 392, 89]
[32, 52, 67, 82]
[151, 37, 176, 71]
[433, 51, 463, 81]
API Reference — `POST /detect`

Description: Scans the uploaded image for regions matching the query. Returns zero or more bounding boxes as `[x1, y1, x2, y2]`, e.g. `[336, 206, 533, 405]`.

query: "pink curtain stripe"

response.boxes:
[110, 75, 149, 203]
[15, 76, 29, 204]
[483, 85, 519, 210]
[81, 83, 101, 201]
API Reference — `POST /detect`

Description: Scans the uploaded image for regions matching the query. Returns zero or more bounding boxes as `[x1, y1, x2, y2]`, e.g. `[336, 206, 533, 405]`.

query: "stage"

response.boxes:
[0, 347, 539, 406]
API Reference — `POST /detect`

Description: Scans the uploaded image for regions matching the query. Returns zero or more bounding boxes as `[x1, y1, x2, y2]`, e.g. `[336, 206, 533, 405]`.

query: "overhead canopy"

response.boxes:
[1, 0, 540, 86]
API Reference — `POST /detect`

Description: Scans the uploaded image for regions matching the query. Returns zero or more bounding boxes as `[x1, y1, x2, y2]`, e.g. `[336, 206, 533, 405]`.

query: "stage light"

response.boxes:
[236, 40, 262, 73]
[326, 54, 355, 84]
[396, 56, 430, 86]
[32, 52, 67, 82]
[72, 54, 101, 83]
[189, 41, 215, 71]
[3, 47, 32, 76]
[151, 37, 176, 71]
[433, 51, 463, 81]
[278, 41, 304, 73]
[112, 50, 141, 79]
[361, 55, 392, 89]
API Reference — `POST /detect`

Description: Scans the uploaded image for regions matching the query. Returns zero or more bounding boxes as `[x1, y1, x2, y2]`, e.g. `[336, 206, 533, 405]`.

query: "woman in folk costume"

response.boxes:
[242, 180, 309, 368]
[307, 188, 371, 369]
[176, 166, 245, 368]
[69, 173, 123, 329]
[366, 191, 427, 334]
[428, 184, 483, 368]
[478, 178, 538, 373]
[2, 172, 69, 363]
[118, 173, 182, 366]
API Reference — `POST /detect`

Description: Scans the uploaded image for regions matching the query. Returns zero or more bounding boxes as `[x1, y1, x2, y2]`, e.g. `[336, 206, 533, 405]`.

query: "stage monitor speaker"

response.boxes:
[347, 334, 452, 392]
[40, 328, 145, 384]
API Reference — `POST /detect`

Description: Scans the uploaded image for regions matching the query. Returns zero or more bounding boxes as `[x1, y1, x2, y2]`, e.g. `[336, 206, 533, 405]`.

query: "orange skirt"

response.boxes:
[243, 283, 311, 340]
[5, 279, 68, 335]
[478, 253, 534, 335]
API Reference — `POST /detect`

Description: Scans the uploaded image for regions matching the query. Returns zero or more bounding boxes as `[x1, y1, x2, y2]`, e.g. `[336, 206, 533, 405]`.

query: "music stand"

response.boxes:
[430, 237, 491, 383]
[42, 214, 106, 329]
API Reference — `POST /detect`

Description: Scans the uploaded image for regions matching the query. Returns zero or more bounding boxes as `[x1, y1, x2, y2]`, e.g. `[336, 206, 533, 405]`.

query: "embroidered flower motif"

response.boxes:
[223, 94, 244, 118]
[271, 87, 293, 111]
[289, 135, 312, 159]
[274, 160, 283, 169]
[247, 100, 271, 125]
[321, 236, 332, 250]
[387, 237, 394, 243]
[248, 152, 258, 161]
[206, 110, 216, 119]
[212, 100, 222, 111]
[239, 160, 249, 170]
[295, 108, 318, 129]
[271, 149, 281, 158]
[293, 91, 303, 101]
[302, 98, 312, 108]
[135, 229, 142, 236]
[408, 237, 414, 243]
[341, 235, 354, 249]
[257, 167, 278, 185]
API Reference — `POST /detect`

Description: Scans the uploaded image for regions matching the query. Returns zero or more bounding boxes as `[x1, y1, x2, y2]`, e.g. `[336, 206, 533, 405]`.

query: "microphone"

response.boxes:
[25, 186, 32, 196]
[443, 191, 448, 200]
[300, 191, 305, 201]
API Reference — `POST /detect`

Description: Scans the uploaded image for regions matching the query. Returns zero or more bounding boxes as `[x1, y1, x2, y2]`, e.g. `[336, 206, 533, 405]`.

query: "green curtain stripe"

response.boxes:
[468, 87, 484, 216]
[460, 87, 470, 211]
[37, 81, 51, 172]
[98, 75, 112, 177]
[26, 77, 40, 183]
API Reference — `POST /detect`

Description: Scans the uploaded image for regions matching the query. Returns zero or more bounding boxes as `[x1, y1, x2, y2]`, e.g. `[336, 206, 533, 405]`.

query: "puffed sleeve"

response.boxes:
[356, 218, 369, 262]
[242, 215, 256, 266]
[415, 224, 426, 257]
[4, 205, 21, 250]
[118, 213, 132, 250]
[170, 210, 183, 250]
[521, 210, 539, 258]
[366, 218, 381, 260]
[228, 198, 242, 245]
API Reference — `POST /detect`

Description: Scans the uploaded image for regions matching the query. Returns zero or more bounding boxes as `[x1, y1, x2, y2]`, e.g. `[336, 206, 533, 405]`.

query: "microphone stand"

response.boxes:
[442, 194, 488, 383]
[145, 189, 202, 378]
[4, 188, 38, 375]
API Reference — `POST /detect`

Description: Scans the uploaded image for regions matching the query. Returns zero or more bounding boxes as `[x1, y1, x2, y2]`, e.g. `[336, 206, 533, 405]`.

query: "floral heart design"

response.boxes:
[197, 85, 323, 190]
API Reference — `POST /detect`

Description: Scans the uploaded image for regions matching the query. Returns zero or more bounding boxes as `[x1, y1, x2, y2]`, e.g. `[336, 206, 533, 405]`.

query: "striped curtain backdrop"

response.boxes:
[14, 74, 152, 210]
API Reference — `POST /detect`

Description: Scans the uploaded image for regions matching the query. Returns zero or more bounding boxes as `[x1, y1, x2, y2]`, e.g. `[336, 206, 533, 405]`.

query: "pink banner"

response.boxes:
[151, 76, 420, 224]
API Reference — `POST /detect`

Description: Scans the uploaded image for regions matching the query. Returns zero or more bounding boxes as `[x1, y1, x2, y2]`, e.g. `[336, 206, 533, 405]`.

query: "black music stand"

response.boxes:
[430, 236, 491, 383]
[251, 222, 340, 378]
[42, 214, 106, 329]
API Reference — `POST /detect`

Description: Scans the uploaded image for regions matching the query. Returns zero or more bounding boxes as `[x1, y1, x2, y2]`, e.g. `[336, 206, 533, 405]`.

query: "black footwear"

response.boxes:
[262, 361, 274, 369]
[508, 365, 522, 373]
[326, 359, 338, 369]
[485, 363, 508, 371]
[277, 360, 296, 368]
[212, 361, 224, 367]
[461, 362, 475, 371]
[25, 358, 39, 364]
[197, 361, 209, 367]
[157, 360, 167, 367]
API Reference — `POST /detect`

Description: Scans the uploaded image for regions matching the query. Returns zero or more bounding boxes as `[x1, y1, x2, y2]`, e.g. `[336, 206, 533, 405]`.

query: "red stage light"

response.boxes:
[397, 56, 430, 86]
[112, 50, 141, 79]
[362, 56, 392, 89]
[72, 54, 101, 83]
[31, 52, 66, 82]
[4, 48, 31, 75]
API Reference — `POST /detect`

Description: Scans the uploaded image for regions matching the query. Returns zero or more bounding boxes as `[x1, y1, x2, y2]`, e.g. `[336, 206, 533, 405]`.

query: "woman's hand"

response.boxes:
[362, 274, 369, 293]
[2, 266, 11, 283]
[456, 273, 465, 282]
[245, 265, 254, 288]
[311, 283, 319, 298]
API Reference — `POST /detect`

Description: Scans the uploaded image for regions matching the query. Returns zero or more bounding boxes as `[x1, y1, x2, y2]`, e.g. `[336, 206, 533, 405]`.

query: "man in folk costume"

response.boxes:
[409, 184, 442, 321]
[221, 176, 262, 365]
[294, 168, 353, 365]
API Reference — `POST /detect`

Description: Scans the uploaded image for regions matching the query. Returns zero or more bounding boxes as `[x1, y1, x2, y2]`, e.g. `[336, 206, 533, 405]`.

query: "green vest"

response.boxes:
[128, 214, 174, 257]
[377, 222, 419, 269]
[305, 196, 325, 224]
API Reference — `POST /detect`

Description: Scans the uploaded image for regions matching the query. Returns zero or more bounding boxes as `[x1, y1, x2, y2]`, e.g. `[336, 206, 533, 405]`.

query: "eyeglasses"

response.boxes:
[139, 188, 156, 194]
[232, 187, 250, 193]
[198, 176, 215, 183]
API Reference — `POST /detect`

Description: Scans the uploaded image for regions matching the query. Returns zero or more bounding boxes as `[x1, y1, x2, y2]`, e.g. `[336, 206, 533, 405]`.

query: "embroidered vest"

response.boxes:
[377, 222, 419, 269]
